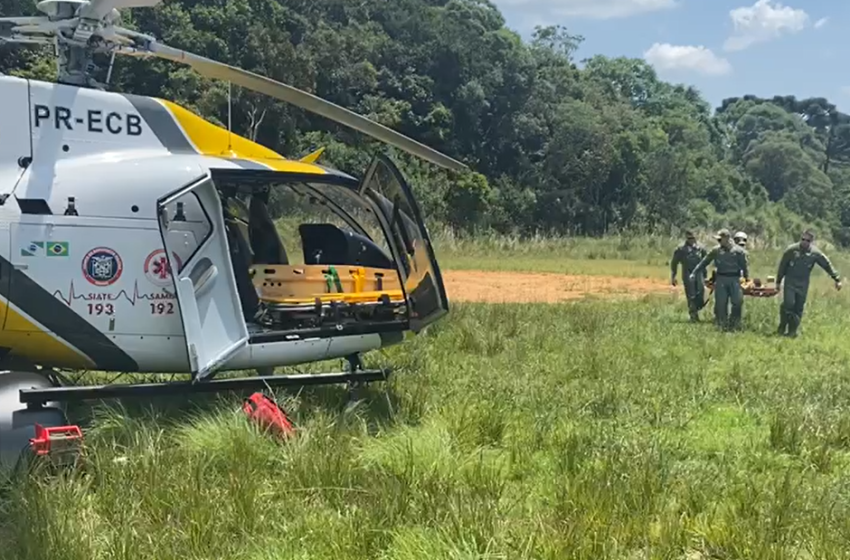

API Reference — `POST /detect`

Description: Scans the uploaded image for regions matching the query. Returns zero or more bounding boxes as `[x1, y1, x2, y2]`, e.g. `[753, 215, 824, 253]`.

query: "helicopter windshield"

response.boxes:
[220, 179, 396, 270]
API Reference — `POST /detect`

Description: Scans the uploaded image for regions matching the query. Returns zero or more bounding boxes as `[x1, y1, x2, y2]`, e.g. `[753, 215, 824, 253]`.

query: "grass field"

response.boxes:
[3, 234, 850, 559]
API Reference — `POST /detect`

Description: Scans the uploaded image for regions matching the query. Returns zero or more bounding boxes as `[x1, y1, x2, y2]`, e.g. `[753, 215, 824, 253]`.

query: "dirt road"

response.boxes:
[442, 270, 671, 303]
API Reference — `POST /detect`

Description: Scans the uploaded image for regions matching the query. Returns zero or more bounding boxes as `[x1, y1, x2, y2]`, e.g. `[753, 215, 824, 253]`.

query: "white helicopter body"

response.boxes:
[0, 74, 443, 379]
[0, 0, 469, 469]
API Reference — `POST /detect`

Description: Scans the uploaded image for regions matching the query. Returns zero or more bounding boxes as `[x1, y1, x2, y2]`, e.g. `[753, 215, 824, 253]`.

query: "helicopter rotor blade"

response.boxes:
[78, 0, 162, 22]
[119, 38, 467, 172]
[0, 16, 50, 25]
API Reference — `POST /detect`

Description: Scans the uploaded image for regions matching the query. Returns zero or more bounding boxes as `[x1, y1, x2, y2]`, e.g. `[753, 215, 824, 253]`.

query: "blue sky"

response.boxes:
[490, 0, 850, 113]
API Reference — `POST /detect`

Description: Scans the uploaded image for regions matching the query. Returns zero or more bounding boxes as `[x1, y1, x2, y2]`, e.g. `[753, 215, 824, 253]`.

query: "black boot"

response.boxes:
[688, 301, 699, 322]
[730, 304, 742, 331]
[777, 309, 788, 335]
[787, 314, 799, 338]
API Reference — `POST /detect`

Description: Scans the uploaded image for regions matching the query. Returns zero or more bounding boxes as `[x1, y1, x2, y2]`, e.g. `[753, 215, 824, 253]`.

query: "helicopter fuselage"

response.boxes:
[0, 74, 449, 377]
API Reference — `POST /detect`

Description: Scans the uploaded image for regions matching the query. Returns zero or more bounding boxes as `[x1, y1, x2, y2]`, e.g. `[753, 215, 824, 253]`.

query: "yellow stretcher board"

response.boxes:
[250, 264, 406, 305]
[259, 290, 406, 305]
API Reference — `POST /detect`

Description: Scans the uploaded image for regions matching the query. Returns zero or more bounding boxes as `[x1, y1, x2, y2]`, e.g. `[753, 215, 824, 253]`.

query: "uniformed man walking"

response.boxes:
[690, 229, 749, 330]
[775, 229, 842, 337]
[670, 230, 707, 321]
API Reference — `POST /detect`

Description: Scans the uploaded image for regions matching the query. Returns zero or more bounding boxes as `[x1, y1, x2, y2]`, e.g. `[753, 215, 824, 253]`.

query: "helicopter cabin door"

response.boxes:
[156, 175, 249, 380]
[359, 154, 449, 332]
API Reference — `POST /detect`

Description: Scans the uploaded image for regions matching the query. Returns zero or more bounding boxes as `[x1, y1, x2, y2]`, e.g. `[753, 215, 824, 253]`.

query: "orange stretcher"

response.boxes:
[704, 273, 779, 297]
[742, 282, 779, 297]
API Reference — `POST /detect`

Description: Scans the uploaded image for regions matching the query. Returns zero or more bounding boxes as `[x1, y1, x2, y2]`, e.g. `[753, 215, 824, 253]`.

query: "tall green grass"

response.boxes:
[272, 206, 848, 279]
[3, 279, 850, 558]
[429, 226, 850, 279]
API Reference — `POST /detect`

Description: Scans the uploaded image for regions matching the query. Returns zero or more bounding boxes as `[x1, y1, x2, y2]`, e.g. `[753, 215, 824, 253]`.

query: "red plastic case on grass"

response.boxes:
[242, 392, 295, 438]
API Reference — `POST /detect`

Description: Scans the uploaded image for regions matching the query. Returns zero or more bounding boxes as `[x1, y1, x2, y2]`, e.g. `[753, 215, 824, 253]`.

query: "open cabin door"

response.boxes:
[359, 154, 449, 332]
[157, 175, 249, 380]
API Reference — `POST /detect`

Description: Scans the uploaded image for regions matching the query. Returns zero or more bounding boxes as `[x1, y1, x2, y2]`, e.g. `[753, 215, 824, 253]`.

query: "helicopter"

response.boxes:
[0, 0, 468, 470]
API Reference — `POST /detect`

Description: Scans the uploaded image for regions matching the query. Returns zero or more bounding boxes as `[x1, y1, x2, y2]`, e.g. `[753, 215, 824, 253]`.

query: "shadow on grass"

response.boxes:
[59, 369, 405, 442]
[287, 381, 400, 421]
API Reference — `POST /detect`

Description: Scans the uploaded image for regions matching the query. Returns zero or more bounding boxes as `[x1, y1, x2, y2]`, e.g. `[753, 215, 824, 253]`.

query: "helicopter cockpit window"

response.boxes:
[159, 191, 212, 274]
[262, 182, 395, 268]
[357, 159, 436, 283]
[308, 183, 389, 247]
[366, 165, 420, 251]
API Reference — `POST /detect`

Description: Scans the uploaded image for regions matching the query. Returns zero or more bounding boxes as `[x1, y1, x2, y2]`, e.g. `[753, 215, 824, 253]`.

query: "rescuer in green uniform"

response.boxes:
[775, 229, 842, 337]
[670, 230, 707, 321]
[690, 228, 749, 330]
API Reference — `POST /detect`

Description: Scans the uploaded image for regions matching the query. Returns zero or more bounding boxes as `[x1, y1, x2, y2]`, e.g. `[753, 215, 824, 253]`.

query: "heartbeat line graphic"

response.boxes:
[53, 280, 176, 306]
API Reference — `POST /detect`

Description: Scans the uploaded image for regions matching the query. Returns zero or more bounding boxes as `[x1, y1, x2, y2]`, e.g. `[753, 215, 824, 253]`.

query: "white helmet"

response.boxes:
[733, 231, 748, 246]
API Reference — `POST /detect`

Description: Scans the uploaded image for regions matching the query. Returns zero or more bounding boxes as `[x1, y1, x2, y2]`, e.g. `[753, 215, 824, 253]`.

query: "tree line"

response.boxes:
[3, 0, 849, 246]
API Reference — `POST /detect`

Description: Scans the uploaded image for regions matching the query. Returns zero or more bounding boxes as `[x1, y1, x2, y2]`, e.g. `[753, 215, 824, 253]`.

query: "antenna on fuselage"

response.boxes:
[227, 80, 232, 152]
[105, 51, 116, 85]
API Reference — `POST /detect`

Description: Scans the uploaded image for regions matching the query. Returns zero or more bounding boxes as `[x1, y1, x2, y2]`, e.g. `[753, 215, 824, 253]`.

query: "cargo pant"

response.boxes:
[778, 283, 808, 337]
[714, 275, 743, 330]
[684, 270, 706, 321]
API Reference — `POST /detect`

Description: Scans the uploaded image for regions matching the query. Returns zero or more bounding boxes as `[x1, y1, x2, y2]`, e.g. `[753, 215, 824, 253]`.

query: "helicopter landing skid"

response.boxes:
[17, 365, 390, 407]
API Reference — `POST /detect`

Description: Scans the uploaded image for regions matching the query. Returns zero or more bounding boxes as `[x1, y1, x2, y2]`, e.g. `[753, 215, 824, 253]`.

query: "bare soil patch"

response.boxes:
[443, 269, 670, 303]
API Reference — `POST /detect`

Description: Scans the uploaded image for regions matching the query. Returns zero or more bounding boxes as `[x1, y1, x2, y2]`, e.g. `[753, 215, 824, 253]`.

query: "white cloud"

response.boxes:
[723, 0, 814, 52]
[814, 17, 828, 29]
[643, 43, 732, 76]
[493, 0, 677, 19]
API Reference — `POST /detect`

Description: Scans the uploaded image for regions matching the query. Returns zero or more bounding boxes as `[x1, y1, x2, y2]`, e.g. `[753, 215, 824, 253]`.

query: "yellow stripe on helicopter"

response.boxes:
[0, 299, 94, 369]
[155, 99, 330, 175]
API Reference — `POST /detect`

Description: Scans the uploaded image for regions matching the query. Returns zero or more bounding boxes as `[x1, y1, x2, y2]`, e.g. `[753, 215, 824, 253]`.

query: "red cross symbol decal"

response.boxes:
[152, 256, 171, 279]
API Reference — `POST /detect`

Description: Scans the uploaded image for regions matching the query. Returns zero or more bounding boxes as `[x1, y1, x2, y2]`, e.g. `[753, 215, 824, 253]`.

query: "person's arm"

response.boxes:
[776, 248, 791, 286]
[691, 248, 716, 278]
[815, 250, 842, 289]
[740, 250, 749, 281]
[670, 247, 681, 284]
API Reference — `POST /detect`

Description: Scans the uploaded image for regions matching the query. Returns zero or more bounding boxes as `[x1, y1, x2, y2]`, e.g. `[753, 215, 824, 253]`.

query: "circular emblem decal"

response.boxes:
[82, 247, 123, 286]
[144, 249, 182, 287]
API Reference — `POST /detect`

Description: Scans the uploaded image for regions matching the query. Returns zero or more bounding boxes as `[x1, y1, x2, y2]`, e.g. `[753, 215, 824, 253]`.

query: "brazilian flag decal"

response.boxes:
[46, 241, 69, 257]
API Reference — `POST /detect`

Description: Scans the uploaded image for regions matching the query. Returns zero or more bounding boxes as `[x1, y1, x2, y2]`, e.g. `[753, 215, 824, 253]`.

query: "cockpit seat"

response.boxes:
[224, 217, 261, 323]
[298, 223, 394, 269]
[249, 196, 288, 265]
